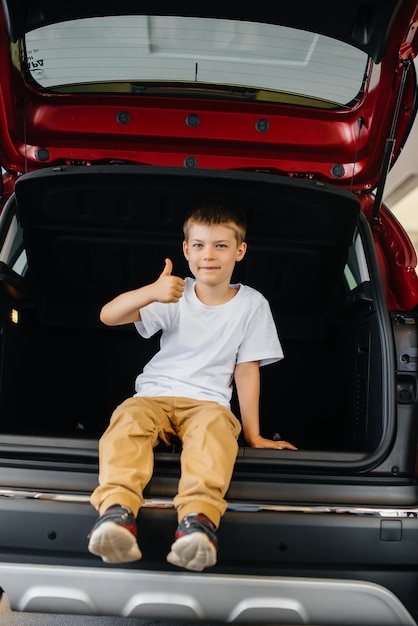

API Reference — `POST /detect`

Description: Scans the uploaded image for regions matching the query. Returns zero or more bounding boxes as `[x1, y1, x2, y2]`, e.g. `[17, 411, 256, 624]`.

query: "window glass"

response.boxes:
[344, 232, 370, 291]
[25, 16, 368, 107]
[0, 215, 24, 270]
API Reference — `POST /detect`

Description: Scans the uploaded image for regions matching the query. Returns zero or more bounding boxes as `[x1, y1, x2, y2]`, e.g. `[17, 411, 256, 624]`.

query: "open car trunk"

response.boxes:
[2, 165, 418, 624]
[0, 164, 393, 459]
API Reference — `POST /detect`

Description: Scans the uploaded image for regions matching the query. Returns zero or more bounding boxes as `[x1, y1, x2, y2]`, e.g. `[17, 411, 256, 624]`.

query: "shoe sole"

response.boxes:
[166, 531, 217, 572]
[88, 520, 142, 564]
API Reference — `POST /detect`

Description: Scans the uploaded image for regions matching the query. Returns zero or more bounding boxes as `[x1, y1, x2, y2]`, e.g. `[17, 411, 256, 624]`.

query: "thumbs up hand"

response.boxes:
[152, 258, 185, 303]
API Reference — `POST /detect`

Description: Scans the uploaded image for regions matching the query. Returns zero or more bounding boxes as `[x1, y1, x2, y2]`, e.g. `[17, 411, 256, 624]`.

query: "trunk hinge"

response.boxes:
[372, 59, 412, 224]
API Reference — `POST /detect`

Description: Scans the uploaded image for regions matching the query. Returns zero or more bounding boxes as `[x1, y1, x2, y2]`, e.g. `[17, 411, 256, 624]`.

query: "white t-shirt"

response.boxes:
[134, 277, 283, 408]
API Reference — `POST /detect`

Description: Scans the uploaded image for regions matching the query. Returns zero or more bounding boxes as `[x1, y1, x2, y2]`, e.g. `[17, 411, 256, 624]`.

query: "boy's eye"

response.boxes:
[190, 242, 228, 248]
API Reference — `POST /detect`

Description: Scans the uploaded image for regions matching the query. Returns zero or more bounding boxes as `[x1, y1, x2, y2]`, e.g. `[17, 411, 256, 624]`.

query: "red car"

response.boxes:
[0, 1, 418, 624]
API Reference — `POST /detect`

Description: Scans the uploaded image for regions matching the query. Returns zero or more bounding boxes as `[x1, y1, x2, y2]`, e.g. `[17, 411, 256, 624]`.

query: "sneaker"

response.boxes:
[87, 504, 142, 563]
[166, 513, 218, 572]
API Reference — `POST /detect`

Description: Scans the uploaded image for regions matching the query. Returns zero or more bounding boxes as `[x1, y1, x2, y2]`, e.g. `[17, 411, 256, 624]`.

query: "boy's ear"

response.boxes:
[183, 240, 189, 260]
[236, 241, 247, 262]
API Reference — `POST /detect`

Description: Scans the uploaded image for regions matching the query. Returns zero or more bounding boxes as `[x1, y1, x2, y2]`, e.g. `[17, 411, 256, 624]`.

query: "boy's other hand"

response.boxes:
[153, 258, 185, 303]
[249, 435, 298, 450]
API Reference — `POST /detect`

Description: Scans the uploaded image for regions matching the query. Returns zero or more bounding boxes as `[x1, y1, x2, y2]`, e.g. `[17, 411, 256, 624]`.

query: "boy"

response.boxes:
[88, 197, 297, 572]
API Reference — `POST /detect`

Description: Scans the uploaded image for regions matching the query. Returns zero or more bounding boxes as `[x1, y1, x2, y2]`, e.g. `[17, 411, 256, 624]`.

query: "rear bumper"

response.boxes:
[1, 562, 417, 625]
[1, 491, 418, 623]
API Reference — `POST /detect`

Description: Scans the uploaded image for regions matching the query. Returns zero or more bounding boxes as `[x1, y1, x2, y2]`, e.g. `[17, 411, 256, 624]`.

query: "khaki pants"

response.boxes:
[90, 396, 242, 527]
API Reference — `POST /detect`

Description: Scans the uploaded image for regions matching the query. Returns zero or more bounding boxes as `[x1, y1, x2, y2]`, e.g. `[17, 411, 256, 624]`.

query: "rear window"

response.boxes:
[24, 15, 368, 108]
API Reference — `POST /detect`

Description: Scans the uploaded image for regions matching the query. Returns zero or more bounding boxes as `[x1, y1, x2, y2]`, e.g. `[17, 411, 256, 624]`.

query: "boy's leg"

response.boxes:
[88, 396, 175, 563]
[167, 399, 241, 571]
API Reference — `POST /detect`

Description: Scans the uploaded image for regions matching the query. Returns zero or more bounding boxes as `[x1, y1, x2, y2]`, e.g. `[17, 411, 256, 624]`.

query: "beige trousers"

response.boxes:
[90, 396, 242, 527]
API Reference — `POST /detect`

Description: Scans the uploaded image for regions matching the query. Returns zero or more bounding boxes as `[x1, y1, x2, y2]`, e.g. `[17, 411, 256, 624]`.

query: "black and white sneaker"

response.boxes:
[166, 513, 218, 572]
[87, 504, 142, 563]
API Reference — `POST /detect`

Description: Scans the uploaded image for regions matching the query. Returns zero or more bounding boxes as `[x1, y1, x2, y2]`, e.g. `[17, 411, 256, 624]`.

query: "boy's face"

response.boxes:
[183, 223, 247, 287]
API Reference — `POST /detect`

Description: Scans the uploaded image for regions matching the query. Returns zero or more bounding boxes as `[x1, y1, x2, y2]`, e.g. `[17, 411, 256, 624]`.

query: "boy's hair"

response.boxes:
[183, 197, 247, 244]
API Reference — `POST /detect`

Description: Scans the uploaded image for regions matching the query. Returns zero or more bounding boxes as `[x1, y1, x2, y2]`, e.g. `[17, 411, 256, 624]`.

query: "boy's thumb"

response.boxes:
[161, 258, 173, 276]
